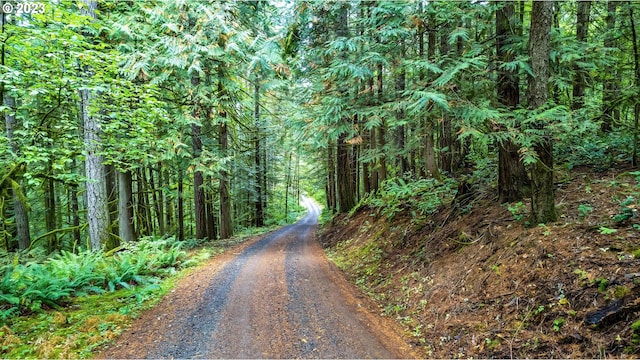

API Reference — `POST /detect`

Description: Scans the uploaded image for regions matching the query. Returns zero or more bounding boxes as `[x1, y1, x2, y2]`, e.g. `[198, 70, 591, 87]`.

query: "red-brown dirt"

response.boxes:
[320, 167, 640, 358]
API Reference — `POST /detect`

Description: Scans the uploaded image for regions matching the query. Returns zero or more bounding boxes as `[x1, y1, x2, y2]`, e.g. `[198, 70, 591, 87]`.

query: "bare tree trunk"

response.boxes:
[44, 165, 57, 251]
[190, 73, 207, 239]
[177, 169, 184, 241]
[80, 0, 108, 251]
[118, 170, 135, 242]
[104, 165, 119, 249]
[370, 127, 378, 191]
[422, 15, 441, 180]
[601, 1, 619, 132]
[254, 78, 265, 227]
[219, 121, 232, 239]
[572, 0, 591, 111]
[205, 189, 217, 240]
[528, 0, 557, 224]
[377, 64, 387, 185]
[327, 142, 336, 213]
[285, 152, 292, 221]
[631, 4, 640, 167]
[154, 164, 165, 234]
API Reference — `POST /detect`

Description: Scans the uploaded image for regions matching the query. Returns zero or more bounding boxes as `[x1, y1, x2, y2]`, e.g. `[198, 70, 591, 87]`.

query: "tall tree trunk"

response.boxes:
[70, 159, 81, 245]
[327, 142, 337, 213]
[254, 78, 265, 227]
[219, 120, 232, 239]
[2, 9, 30, 250]
[572, 0, 591, 111]
[377, 64, 387, 185]
[285, 152, 292, 221]
[337, 134, 356, 212]
[3, 97, 31, 250]
[104, 165, 119, 249]
[191, 74, 206, 239]
[631, 4, 640, 167]
[81, 0, 108, 251]
[422, 14, 441, 180]
[438, 24, 454, 174]
[528, 0, 557, 224]
[177, 169, 184, 241]
[135, 169, 149, 236]
[601, 1, 619, 132]
[205, 189, 217, 240]
[153, 165, 164, 235]
[118, 170, 135, 242]
[44, 166, 57, 251]
[395, 60, 408, 176]
[370, 127, 378, 191]
[192, 126, 206, 239]
[497, 2, 529, 202]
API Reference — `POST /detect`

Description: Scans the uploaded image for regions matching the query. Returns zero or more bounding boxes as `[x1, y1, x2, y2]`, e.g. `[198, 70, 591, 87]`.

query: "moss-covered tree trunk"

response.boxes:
[528, 0, 557, 224]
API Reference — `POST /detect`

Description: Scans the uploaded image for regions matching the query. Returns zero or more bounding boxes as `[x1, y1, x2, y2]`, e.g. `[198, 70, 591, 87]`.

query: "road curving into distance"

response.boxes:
[100, 196, 415, 359]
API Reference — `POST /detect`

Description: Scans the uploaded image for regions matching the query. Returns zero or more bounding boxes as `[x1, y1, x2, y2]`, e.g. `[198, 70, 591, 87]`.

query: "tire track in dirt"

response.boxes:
[99, 197, 414, 359]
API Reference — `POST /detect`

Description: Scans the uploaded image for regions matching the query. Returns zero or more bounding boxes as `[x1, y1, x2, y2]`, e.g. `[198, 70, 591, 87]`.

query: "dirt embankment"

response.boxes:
[320, 167, 640, 358]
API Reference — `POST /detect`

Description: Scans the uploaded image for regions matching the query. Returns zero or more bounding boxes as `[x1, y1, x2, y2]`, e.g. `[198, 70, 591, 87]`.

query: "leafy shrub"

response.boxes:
[613, 196, 637, 224]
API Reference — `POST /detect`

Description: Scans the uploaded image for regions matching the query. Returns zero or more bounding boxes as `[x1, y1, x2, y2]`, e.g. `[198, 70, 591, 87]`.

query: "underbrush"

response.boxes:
[0, 237, 203, 321]
[0, 236, 219, 358]
[353, 177, 458, 220]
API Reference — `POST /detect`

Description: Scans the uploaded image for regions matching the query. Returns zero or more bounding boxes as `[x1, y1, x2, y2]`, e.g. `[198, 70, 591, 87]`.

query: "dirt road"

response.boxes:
[99, 197, 414, 359]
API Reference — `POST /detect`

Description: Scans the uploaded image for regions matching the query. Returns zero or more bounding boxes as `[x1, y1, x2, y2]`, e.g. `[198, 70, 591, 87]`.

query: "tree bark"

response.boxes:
[153, 165, 164, 235]
[337, 134, 356, 212]
[254, 78, 265, 227]
[105, 164, 119, 249]
[118, 170, 135, 242]
[601, 1, 619, 132]
[572, 0, 591, 111]
[528, 0, 557, 224]
[377, 64, 387, 185]
[631, 4, 640, 167]
[2, 8, 31, 250]
[219, 120, 233, 239]
[44, 165, 57, 251]
[205, 190, 217, 240]
[497, 2, 529, 202]
[3, 96, 31, 250]
[177, 169, 184, 241]
[80, 0, 109, 251]
[327, 142, 337, 213]
[191, 74, 207, 239]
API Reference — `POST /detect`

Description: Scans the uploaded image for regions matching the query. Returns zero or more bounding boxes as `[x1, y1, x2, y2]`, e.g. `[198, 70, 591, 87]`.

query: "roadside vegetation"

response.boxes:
[0, 229, 280, 358]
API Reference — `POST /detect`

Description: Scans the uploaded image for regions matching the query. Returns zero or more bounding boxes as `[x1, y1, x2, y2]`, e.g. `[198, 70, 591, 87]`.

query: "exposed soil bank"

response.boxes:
[320, 167, 640, 358]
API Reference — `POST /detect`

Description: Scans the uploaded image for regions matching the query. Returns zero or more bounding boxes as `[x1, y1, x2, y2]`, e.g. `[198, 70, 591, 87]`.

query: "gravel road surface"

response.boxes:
[99, 196, 414, 359]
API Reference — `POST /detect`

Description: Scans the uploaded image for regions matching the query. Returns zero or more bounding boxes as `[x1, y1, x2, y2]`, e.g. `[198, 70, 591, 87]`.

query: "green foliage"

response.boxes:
[613, 196, 637, 223]
[599, 226, 618, 235]
[358, 177, 457, 220]
[553, 317, 565, 332]
[577, 204, 593, 220]
[0, 237, 191, 320]
[507, 202, 527, 222]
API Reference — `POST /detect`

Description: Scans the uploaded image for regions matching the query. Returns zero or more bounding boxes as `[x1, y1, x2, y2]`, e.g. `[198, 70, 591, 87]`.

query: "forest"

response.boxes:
[1, 0, 640, 358]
